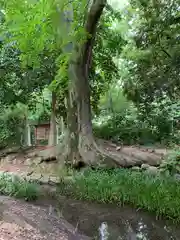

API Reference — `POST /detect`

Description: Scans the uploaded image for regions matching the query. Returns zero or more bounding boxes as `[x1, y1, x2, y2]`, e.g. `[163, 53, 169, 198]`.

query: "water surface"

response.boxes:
[36, 195, 180, 239]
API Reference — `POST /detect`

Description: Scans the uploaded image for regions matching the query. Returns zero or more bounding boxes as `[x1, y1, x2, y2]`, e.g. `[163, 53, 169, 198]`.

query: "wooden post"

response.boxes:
[25, 119, 31, 146]
[56, 124, 59, 144]
[27, 123, 31, 146]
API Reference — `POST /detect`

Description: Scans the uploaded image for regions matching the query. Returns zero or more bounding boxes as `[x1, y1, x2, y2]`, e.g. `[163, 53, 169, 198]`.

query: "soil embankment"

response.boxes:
[0, 196, 90, 240]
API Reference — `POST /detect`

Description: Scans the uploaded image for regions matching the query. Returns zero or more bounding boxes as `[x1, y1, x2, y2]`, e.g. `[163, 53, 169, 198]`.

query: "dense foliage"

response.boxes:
[59, 169, 180, 221]
[94, 0, 180, 145]
[121, 0, 180, 105]
[94, 94, 180, 145]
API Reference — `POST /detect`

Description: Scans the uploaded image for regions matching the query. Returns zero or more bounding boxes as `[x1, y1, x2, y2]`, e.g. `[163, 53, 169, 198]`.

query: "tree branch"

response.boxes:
[81, 0, 107, 77]
[161, 48, 171, 58]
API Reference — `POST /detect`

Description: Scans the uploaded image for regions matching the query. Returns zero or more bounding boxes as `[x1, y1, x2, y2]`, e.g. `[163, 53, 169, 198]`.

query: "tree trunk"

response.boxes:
[68, 54, 119, 167]
[48, 91, 57, 146]
[58, 0, 161, 168]
[65, 0, 116, 167]
[64, 88, 81, 166]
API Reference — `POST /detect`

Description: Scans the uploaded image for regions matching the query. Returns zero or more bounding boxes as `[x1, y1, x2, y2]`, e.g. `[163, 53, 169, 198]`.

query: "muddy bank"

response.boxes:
[1, 188, 180, 239]
[0, 196, 89, 240]
[34, 195, 180, 240]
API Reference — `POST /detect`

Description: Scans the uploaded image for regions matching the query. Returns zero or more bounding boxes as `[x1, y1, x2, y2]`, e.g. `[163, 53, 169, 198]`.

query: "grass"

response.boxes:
[58, 168, 180, 222]
[0, 172, 40, 201]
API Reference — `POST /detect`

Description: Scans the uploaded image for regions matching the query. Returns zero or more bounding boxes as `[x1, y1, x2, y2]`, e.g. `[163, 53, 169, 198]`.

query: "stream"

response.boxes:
[35, 195, 180, 240]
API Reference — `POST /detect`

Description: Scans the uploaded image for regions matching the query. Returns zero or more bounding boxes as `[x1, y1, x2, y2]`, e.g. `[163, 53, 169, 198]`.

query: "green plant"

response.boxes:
[93, 110, 158, 145]
[0, 173, 39, 201]
[58, 169, 180, 221]
[0, 105, 26, 148]
[94, 95, 180, 145]
[160, 149, 180, 175]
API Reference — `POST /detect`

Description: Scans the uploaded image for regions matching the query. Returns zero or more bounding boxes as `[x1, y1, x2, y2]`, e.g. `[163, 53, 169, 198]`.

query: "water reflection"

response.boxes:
[136, 220, 148, 239]
[99, 222, 109, 240]
[35, 196, 180, 239]
[99, 220, 148, 240]
[98, 218, 177, 240]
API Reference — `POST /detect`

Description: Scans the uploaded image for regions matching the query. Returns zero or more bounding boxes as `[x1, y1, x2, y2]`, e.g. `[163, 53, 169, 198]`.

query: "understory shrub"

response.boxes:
[0, 173, 39, 201]
[93, 112, 157, 145]
[58, 169, 180, 221]
[160, 149, 180, 175]
[0, 106, 25, 148]
[93, 97, 180, 145]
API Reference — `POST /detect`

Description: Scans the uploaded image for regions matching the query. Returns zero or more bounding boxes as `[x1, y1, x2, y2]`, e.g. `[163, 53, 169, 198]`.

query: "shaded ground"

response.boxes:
[0, 142, 172, 182]
[0, 146, 63, 182]
[0, 196, 89, 240]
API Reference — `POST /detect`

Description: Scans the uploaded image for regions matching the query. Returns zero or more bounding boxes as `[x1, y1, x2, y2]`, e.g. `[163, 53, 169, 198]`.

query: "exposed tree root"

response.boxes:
[27, 134, 165, 168]
[63, 135, 164, 168]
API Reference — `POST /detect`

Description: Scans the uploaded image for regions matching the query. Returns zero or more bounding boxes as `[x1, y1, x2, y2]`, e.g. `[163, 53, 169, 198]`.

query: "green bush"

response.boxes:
[160, 149, 180, 175]
[94, 97, 180, 145]
[93, 112, 159, 145]
[0, 173, 39, 201]
[58, 169, 180, 221]
[0, 106, 25, 148]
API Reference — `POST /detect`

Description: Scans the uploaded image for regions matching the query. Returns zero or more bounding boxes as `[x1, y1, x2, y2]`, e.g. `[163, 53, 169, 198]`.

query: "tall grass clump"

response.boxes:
[0, 173, 39, 201]
[58, 169, 180, 221]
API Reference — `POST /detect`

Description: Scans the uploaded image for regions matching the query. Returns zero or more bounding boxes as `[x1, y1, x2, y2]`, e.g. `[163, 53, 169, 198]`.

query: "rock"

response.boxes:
[12, 158, 17, 164]
[25, 158, 32, 166]
[146, 166, 158, 175]
[4, 155, 15, 163]
[49, 176, 60, 185]
[131, 166, 141, 171]
[30, 174, 42, 182]
[33, 157, 42, 165]
[39, 176, 50, 184]
[116, 146, 121, 151]
[149, 149, 155, 153]
[27, 152, 38, 158]
[141, 164, 150, 170]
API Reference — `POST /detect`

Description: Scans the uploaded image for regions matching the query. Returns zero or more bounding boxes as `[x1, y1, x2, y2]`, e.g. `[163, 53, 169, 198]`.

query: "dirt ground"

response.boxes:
[0, 196, 90, 240]
[0, 142, 170, 177]
[0, 146, 61, 176]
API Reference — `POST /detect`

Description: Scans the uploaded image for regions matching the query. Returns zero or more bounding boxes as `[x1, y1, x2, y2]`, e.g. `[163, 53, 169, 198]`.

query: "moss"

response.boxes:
[58, 169, 180, 221]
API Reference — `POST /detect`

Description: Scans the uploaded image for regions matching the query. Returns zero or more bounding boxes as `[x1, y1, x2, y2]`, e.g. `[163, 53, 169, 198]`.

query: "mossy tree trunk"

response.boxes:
[65, 0, 116, 167]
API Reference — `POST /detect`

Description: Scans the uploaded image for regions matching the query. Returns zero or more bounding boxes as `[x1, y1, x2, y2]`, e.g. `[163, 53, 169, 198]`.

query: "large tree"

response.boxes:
[2, 0, 133, 167]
